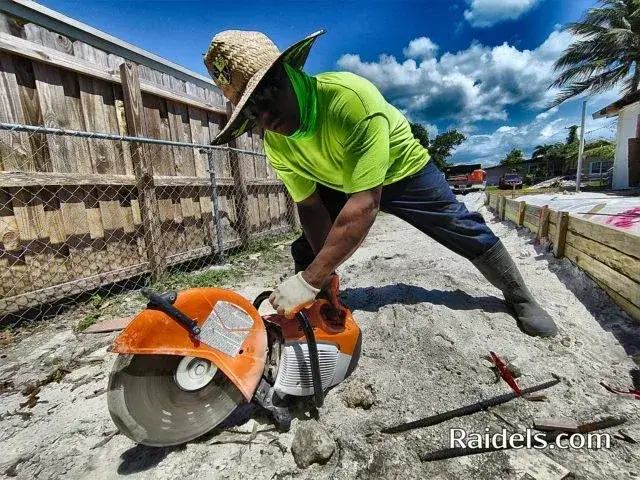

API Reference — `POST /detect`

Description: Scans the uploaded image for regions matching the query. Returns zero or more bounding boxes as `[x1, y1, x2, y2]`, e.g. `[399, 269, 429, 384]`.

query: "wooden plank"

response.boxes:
[566, 231, 640, 284]
[58, 186, 100, 282]
[0, 32, 227, 115]
[29, 60, 78, 172]
[141, 92, 174, 175]
[548, 222, 557, 243]
[73, 41, 125, 174]
[0, 52, 32, 170]
[568, 215, 640, 261]
[499, 196, 507, 220]
[0, 12, 21, 37]
[226, 101, 250, 246]
[188, 106, 211, 178]
[552, 211, 569, 258]
[11, 187, 71, 291]
[121, 61, 166, 281]
[268, 189, 280, 230]
[517, 201, 526, 227]
[207, 111, 230, 178]
[524, 204, 539, 215]
[0, 170, 240, 187]
[0, 187, 31, 298]
[538, 205, 550, 239]
[25, 24, 92, 174]
[523, 218, 538, 234]
[166, 99, 196, 176]
[504, 199, 519, 223]
[592, 277, 640, 322]
[112, 83, 133, 174]
[565, 244, 640, 309]
[12, 54, 50, 171]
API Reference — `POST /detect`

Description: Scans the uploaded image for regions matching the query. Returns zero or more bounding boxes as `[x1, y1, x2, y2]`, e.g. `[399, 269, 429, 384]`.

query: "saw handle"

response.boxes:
[141, 288, 201, 336]
[254, 291, 324, 408]
[297, 310, 325, 408]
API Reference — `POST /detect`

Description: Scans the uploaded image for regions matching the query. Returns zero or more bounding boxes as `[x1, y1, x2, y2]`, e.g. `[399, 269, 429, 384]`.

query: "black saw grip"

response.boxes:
[254, 291, 325, 408]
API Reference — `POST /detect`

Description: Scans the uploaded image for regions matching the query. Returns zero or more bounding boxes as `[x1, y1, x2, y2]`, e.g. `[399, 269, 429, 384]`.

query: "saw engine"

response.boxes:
[107, 278, 361, 446]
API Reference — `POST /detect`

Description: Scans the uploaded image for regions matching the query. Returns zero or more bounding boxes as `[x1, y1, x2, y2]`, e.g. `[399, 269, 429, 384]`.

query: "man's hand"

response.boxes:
[269, 272, 320, 318]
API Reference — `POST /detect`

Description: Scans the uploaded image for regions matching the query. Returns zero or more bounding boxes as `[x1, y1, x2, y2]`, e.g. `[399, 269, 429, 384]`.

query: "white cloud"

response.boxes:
[403, 37, 439, 60]
[452, 111, 615, 167]
[464, 0, 540, 28]
[337, 29, 573, 127]
[535, 106, 559, 120]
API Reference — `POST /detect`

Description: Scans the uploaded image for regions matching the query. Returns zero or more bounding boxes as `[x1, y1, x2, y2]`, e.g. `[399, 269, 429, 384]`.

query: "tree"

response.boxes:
[551, 0, 640, 106]
[500, 149, 525, 169]
[409, 123, 467, 169]
[566, 125, 579, 145]
[409, 123, 430, 149]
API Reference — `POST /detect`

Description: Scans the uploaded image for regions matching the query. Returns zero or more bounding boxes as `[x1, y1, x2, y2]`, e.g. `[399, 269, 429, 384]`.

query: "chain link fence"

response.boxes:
[0, 123, 300, 328]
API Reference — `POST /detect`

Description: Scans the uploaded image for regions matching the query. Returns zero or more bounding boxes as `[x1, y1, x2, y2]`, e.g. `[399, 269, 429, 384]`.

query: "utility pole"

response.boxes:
[576, 100, 586, 192]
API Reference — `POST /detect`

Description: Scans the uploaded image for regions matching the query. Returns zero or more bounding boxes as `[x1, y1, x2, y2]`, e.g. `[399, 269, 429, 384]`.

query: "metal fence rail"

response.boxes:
[0, 123, 299, 325]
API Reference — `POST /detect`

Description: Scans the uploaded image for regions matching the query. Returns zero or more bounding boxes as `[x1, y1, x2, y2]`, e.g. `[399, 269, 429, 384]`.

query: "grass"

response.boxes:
[152, 267, 241, 291]
[75, 294, 104, 332]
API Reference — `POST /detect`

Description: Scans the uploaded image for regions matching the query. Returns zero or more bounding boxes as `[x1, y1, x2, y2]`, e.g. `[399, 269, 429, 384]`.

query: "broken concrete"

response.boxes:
[290, 420, 336, 468]
[340, 378, 376, 410]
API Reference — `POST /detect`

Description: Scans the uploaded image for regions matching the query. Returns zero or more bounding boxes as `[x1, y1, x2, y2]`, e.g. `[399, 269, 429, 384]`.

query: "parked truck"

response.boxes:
[443, 164, 487, 194]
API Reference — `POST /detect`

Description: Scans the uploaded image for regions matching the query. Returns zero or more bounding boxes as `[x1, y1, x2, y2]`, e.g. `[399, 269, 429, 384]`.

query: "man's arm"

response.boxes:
[302, 186, 382, 289]
[296, 191, 333, 256]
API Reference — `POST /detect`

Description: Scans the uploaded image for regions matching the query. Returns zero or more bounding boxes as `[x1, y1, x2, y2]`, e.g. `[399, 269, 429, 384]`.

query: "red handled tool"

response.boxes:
[489, 351, 521, 396]
[600, 382, 640, 400]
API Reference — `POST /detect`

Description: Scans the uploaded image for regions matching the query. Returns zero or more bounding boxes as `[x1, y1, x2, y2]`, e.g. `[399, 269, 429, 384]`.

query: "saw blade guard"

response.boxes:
[109, 287, 268, 400]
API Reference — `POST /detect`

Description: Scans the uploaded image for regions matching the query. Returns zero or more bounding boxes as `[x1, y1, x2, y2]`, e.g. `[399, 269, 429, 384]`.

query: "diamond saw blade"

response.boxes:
[108, 354, 245, 446]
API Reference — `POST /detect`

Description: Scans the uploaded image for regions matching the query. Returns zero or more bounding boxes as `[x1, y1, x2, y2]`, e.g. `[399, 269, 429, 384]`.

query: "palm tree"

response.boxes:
[551, 0, 640, 106]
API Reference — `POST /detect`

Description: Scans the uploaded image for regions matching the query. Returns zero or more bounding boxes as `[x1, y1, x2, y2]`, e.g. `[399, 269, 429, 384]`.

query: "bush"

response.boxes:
[524, 173, 534, 186]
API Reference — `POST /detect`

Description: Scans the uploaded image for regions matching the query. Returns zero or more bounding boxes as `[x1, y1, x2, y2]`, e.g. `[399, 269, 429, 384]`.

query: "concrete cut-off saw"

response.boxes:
[106, 276, 361, 446]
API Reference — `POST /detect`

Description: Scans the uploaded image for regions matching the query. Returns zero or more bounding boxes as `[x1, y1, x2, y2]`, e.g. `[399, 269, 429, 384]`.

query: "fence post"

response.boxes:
[553, 211, 569, 258]
[120, 61, 166, 281]
[226, 101, 250, 248]
[538, 205, 550, 239]
[517, 201, 526, 227]
[205, 149, 226, 261]
[499, 196, 507, 220]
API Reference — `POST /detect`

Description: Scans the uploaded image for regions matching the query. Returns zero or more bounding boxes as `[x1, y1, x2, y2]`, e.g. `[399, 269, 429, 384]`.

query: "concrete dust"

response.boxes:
[1, 200, 639, 479]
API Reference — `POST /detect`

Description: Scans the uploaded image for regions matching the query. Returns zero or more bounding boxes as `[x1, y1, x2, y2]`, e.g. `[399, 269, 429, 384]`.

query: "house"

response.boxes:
[483, 158, 546, 186]
[593, 91, 640, 189]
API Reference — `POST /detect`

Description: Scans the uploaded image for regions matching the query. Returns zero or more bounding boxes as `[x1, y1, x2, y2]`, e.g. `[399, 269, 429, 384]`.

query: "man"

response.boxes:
[205, 30, 557, 337]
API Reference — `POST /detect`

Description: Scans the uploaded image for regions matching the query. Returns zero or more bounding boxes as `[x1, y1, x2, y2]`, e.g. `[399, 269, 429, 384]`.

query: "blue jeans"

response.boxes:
[291, 161, 499, 272]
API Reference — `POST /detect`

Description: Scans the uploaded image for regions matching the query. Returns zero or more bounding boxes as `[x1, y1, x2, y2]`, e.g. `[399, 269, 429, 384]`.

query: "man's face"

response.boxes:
[243, 64, 300, 136]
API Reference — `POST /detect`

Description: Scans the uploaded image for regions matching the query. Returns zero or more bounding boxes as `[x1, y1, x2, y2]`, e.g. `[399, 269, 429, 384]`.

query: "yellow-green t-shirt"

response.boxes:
[264, 71, 429, 202]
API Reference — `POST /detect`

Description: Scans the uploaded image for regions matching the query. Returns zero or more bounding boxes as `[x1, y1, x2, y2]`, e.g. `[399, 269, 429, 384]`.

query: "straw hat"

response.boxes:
[204, 29, 325, 146]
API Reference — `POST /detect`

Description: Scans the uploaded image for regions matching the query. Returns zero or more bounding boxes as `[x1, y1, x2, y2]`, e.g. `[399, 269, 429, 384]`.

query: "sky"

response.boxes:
[41, 0, 621, 167]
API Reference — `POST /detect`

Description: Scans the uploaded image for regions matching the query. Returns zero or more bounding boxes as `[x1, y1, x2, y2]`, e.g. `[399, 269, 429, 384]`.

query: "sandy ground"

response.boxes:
[1, 194, 639, 480]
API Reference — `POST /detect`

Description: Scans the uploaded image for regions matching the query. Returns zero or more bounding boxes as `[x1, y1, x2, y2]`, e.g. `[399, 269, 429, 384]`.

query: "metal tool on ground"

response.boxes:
[600, 381, 640, 400]
[106, 276, 361, 446]
[421, 416, 627, 462]
[489, 351, 521, 395]
[381, 376, 560, 434]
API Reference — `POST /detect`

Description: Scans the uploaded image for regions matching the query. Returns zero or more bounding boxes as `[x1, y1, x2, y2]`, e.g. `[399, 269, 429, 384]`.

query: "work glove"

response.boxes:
[269, 272, 320, 318]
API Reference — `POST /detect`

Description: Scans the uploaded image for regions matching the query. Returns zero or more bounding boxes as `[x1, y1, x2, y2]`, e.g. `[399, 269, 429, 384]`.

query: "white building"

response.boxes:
[593, 91, 640, 190]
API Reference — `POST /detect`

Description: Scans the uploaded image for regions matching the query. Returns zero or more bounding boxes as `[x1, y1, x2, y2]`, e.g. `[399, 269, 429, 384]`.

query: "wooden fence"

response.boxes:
[486, 191, 640, 322]
[0, 12, 297, 316]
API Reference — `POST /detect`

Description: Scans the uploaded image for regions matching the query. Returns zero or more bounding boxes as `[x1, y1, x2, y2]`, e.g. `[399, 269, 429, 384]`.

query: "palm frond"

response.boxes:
[551, 64, 628, 107]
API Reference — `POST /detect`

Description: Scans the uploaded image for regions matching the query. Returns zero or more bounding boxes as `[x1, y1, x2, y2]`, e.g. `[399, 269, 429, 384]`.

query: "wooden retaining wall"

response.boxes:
[485, 192, 640, 322]
[0, 11, 297, 315]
